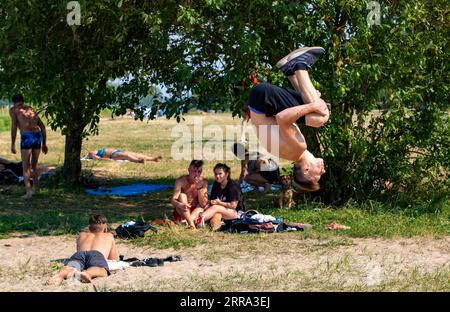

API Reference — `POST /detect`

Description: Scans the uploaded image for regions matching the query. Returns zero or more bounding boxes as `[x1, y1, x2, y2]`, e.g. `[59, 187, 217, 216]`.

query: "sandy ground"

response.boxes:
[0, 235, 448, 292]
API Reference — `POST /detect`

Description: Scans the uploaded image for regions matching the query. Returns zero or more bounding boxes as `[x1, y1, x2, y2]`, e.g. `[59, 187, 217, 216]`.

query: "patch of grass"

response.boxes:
[94, 263, 450, 292]
[0, 115, 11, 131]
[130, 227, 206, 250]
[259, 198, 450, 238]
[0, 113, 448, 243]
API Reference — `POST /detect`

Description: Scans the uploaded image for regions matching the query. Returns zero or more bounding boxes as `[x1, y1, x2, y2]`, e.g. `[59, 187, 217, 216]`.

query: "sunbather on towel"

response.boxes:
[46, 214, 117, 285]
[86, 147, 162, 163]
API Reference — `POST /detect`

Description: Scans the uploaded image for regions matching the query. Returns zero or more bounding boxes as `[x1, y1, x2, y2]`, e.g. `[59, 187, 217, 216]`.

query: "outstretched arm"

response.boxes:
[9, 108, 18, 154]
[37, 117, 48, 154]
[87, 152, 102, 160]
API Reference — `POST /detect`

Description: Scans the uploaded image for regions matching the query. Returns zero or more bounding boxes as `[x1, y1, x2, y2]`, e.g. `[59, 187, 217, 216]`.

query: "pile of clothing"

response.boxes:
[226, 210, 312, 234]
[119, 255, 182, 267]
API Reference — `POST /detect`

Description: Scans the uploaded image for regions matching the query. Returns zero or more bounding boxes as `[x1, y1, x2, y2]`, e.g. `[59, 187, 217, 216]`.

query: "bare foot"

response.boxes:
[46, 276, 63, 286]
[79, 272, 92, 283]
[327, 223, 351, 230]
[22, 192, 33, 199]
[148, 155, 163, 162]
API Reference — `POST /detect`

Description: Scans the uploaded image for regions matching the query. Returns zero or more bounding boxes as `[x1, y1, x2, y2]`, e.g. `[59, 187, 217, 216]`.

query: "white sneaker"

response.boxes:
[276, 47, 310, 69]
[276, 46, 325, 73]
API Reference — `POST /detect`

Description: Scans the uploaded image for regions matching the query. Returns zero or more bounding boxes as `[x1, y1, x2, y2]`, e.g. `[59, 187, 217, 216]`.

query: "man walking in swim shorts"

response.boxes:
[9, 94, 48, 197]
[248, 47, 330, 191]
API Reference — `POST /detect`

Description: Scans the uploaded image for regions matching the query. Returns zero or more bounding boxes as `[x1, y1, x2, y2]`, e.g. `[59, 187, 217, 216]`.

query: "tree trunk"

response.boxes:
[63, 125, 84, 184]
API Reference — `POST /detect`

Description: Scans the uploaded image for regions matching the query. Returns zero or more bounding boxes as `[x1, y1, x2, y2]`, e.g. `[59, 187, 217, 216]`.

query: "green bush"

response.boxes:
[165, 0, 450, 205]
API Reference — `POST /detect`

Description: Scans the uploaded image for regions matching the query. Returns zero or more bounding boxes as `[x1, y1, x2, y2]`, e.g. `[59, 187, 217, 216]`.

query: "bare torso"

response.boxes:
[178, 176, 206, 207]
[10, 105, 40, 133]
[77, 232, 115, 260]
[102, 148, 122, 157]
[250, 112, 306, 161]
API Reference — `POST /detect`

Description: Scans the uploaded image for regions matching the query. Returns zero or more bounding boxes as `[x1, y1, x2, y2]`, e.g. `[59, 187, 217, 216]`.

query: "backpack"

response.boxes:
[115, 221, 157, 239]
[0, 170, 19, 185]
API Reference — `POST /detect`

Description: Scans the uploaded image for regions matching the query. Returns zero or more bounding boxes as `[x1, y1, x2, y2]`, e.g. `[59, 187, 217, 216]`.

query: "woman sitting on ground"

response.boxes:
[233, 143, 280, 192]
[86, 147, 162, 163]
[196, 163, 244, 231]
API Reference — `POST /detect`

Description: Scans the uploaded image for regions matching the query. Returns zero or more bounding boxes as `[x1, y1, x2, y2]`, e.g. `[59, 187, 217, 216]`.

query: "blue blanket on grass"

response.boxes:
[85, 183, 172, 196]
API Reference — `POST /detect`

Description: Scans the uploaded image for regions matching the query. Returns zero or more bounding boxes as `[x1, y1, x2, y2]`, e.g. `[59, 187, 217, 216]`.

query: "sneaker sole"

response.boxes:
[276, 46, 325, 69]
[276, 47, 309, 69]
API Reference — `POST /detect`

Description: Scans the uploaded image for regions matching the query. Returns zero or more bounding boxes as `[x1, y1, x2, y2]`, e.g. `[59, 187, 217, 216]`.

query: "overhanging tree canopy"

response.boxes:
[1, 0, 448, 204]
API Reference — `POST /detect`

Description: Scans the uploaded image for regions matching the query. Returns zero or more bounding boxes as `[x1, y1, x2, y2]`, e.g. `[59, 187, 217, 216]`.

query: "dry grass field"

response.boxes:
[0, 111, 448, 291]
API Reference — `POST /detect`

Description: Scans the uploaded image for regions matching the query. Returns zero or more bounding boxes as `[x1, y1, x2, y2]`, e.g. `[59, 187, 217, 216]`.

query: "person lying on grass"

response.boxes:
[46, 214, 117, 285]
[195, 163, 244, 231]
[0, 156, 57, 177]
[86, 147, 162, 163]
[171, 160, 209, 228]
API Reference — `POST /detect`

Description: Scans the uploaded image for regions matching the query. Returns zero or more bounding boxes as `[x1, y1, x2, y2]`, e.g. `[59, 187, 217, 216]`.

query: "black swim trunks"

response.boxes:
[248, 83, 306, 125]
[65, 250, 110, 275]
[260, 168, 281, 184]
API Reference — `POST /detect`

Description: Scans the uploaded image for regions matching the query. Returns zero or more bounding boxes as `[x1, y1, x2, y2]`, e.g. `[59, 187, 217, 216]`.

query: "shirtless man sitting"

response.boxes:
[47, 214, 117, 285]
[171, 160, 208, 228]
[9, 94, 48, 197]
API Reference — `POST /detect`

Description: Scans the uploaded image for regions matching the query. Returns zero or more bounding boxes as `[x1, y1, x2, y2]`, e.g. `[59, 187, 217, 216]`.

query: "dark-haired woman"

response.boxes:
[196, 163, 244, 230]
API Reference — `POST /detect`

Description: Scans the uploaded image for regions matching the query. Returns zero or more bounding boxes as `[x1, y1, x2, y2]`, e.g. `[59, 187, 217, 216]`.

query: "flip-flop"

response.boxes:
[163, 255, 182, 262]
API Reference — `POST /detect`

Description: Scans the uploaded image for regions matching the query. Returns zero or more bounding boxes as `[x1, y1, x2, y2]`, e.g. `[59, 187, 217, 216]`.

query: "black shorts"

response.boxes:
[65, 250, 110, 275]
[3, 162, 23, 177]
[259, 169, 281, 184]
[248, 83, 306, 125]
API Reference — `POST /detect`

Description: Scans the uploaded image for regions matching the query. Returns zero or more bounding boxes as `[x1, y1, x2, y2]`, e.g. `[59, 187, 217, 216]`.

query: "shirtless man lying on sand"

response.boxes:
[47, 214, 117, 285]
